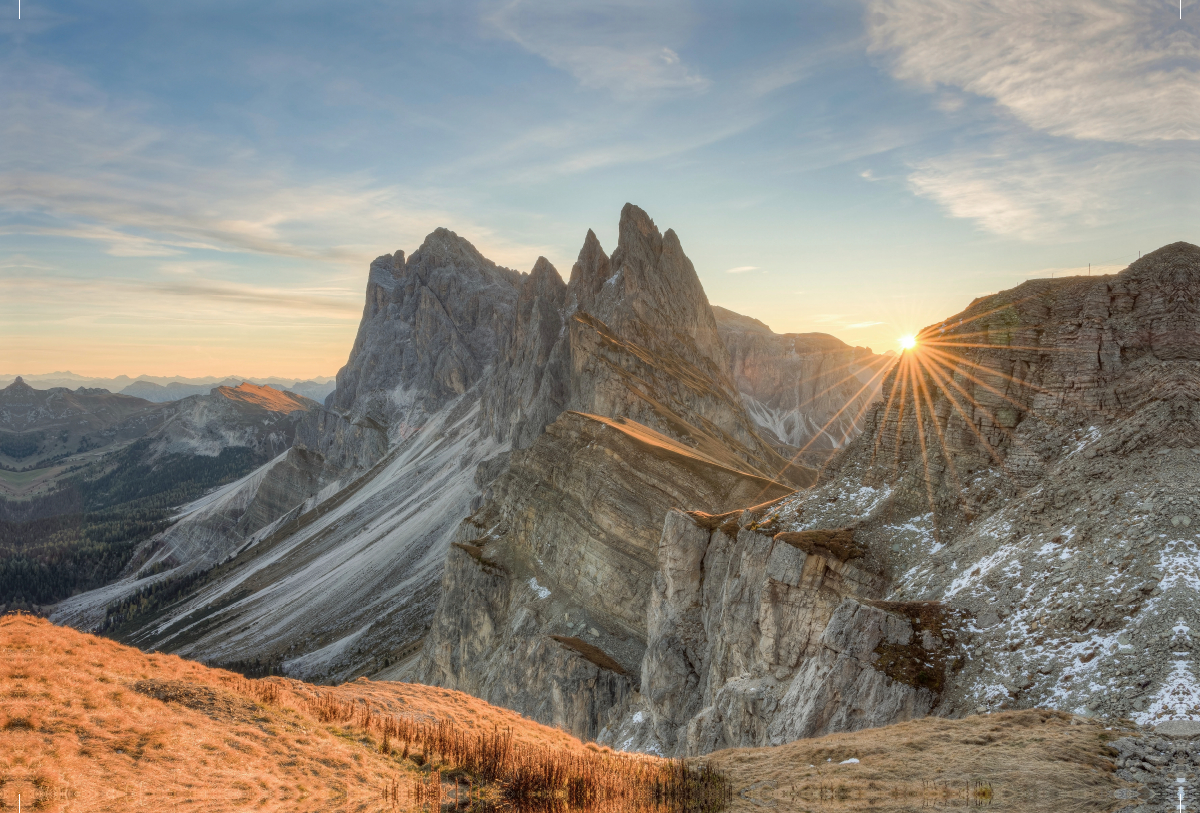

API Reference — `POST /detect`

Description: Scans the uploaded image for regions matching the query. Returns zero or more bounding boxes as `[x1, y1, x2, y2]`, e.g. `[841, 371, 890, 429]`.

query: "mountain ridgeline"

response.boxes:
[53, 204, 851, 687]
[52, 207, 1196, 762]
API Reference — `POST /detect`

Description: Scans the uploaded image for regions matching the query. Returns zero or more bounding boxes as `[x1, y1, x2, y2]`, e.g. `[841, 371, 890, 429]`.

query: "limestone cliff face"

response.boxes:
[413, 206, 810, 739]
[416, 413, 793, 740]
[602, 509, 955, 755]
[727, 242, 1200, 726]
[712, 306, 887, 467]
[565, 209, 790, 478]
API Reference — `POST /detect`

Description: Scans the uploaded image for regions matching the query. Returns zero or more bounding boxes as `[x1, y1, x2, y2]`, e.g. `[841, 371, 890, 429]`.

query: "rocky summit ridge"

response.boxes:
[56, 205, 812, 684]
[54, 208, 1200, 781]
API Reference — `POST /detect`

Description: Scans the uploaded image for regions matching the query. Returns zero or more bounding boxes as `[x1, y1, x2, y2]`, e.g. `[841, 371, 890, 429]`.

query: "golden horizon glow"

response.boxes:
[899, 334, 918, 350]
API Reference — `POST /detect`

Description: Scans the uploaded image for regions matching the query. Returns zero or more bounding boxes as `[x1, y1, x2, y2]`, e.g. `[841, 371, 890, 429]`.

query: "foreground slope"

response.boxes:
[0, 614, 683, 811]
[1, 615, 1130, 813]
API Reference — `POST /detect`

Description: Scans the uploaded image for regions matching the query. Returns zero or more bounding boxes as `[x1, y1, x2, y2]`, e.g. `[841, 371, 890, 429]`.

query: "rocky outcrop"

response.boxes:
[599, 509, 956, 755]
[720, 242, 1200, 727]
[413, 206, 810, 737]
[713, 306, 888, 467]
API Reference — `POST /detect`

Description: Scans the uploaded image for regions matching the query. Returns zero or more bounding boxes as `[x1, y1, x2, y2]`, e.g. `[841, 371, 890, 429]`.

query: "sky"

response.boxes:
[2, 0, 1198, 379]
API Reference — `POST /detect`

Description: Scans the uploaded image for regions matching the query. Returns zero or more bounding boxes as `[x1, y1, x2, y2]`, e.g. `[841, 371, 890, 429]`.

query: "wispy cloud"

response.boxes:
[0, 272, 363, 319]
[1, 57, 556, 272]
[906, 145, 1156, 238]
[485, 0, 709, 99]
[725, 265, 758, 274]
[868, 0, 1200, 144]
[845, 321, 884, 329]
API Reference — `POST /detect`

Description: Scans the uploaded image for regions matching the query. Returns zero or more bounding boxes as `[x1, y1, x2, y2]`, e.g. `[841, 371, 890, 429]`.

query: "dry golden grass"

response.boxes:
[2, 612, 1138, 813]
[699, 708, 1136, 812]
[1, 614, 409, 811]
[0, 614, 721, 811]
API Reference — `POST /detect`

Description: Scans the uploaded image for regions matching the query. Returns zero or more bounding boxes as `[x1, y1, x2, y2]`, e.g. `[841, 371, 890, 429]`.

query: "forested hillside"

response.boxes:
[0, 440, 260, 609]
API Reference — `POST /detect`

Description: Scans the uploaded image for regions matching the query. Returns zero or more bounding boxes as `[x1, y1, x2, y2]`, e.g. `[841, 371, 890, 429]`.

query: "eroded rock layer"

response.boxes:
[665, 242, 1200, 734]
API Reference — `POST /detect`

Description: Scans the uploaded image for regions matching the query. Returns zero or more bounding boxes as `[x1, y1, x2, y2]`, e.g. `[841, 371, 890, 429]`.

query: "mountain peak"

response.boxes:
[529, 256, 562, 285]
[568, 229, 611, 310]
[214, 382, 315, 413]
[4, 376, 32, 392]
[411, 227, 497, 273]
[615, 203, 662, 266]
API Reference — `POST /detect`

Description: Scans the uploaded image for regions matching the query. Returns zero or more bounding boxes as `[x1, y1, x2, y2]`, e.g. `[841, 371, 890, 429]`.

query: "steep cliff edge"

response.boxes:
[60, 206, 815, 686]
[712, 306, 888, 467]
[600, 508, 959, 755]
[413, 206, 809, 739]
[618, 241, 1200, 742]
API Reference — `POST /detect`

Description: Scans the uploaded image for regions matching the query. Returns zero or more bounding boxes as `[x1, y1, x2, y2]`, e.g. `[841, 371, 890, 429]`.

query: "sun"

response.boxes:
[899, 334, 918, 351]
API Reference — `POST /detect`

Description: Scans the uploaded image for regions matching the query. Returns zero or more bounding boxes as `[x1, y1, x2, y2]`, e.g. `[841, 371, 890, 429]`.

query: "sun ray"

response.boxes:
[890, 356, 913, 480]
[912, 355, 968, 521]
[906, 356, 941, 530]
[753, 360, 896, 502]
[784, 354, 895, 415]
[916, 349, 1044, 459]
[911, 351, 1005, 467]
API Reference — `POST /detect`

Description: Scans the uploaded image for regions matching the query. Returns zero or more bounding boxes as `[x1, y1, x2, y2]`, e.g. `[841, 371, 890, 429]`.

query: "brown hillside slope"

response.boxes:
[213, 382, 316, 413]
[699, 710, 1134, 812]
[2, 614, 1133, 812]
[0, 615, 676, 812]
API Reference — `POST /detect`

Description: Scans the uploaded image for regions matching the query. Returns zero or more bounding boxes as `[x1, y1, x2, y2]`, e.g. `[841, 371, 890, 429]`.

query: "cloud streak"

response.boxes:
[868, 0, 1200, 144]
[486, 0, 709, 99]
[906, 145, 1163, 238]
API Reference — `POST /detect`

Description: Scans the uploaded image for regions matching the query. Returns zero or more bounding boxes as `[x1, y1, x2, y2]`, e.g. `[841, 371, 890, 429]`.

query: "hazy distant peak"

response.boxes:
[711, 305, 772, 334]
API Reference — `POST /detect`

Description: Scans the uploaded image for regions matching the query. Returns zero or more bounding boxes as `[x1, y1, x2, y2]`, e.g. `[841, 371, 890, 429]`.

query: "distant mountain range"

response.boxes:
[0, 380, 321, 611]
[0, 372, 336, 404]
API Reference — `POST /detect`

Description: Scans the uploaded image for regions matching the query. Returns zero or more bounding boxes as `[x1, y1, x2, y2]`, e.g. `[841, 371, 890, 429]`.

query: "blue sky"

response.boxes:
[3, 0, 1197, 378]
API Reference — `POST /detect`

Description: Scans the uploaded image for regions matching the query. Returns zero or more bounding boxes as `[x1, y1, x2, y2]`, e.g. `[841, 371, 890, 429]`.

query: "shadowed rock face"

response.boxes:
[712, 306, 888, 467]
